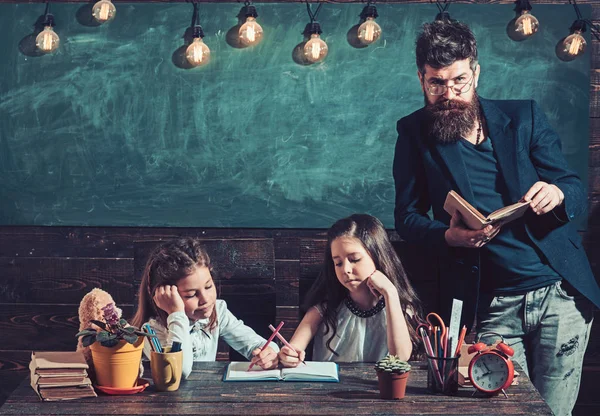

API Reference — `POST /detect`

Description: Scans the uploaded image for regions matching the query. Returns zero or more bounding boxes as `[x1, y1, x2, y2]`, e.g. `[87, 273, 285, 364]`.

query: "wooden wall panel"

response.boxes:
[133, 239, 275, 282]
[275, 261, 300, 307]
[0, 258, 134, 304]
[0, 304, 132, 351]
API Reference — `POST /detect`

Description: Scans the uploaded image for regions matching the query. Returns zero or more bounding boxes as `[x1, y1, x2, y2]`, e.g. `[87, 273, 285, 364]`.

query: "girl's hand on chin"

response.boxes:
[366, 270, 395, 298]
[153, 285, 185, 315]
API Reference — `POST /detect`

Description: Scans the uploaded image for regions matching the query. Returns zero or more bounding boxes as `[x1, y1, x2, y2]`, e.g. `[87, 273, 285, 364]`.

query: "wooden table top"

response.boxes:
[0, 361, 552, 415]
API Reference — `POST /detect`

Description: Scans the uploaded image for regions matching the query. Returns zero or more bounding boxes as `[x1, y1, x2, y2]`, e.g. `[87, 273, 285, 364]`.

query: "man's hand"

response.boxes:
[445, 212, 502, 248]
[522, 181, 564, 215]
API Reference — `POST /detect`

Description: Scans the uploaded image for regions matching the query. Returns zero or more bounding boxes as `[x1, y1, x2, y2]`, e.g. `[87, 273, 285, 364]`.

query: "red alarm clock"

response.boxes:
[467, 331, 514, 397]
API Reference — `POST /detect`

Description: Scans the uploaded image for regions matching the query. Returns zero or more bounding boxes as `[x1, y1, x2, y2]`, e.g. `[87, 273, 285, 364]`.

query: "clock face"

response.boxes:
[470, 353, 509, 393]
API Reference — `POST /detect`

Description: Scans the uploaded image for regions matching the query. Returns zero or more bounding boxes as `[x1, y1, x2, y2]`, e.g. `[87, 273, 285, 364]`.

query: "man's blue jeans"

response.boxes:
[476, 281, 594, 416]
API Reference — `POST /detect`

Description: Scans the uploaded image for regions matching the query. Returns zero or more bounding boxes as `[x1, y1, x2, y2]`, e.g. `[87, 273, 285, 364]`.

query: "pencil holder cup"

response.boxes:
[151, 348, 183, 392]
[426, 354, 459, 395]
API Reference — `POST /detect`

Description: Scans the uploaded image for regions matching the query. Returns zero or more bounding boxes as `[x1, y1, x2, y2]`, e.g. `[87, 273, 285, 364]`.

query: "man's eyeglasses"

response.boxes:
[424, 72, 475, 96]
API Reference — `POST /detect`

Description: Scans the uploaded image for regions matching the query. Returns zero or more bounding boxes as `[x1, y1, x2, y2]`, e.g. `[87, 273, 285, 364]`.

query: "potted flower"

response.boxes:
[375, 355, 411, 400]
[76, 303, 154, 389]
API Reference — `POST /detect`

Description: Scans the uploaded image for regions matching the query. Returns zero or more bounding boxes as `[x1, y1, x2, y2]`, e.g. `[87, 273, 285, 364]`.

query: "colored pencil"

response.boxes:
[268, 324, 306, 366]
[247, 321, 284, 371]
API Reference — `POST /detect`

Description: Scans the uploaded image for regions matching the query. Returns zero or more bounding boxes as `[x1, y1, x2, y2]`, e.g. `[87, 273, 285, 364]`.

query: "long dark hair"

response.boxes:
[303, 214, 424, 357]
[131, 238, 217, 331]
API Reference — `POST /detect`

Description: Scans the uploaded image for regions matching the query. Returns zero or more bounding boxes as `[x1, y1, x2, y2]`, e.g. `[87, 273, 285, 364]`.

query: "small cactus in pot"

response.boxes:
[375, 355, 411, 374]
[375, 355, 411, 400]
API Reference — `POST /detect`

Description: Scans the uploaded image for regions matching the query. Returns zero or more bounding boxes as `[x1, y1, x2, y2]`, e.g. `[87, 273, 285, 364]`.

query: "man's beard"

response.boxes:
[424, 91, 480, 144]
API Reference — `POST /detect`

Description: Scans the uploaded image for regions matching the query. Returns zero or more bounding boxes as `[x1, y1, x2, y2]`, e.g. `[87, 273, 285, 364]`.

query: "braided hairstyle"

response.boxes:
[131, 238, 217, 330]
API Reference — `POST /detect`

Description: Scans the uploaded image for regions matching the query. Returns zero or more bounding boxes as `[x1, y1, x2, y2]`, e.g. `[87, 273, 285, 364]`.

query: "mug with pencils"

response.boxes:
[150, 342, 183, 392]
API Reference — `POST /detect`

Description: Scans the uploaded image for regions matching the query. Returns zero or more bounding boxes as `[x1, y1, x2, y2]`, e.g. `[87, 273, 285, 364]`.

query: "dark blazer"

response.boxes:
[393, 97, 600, 329]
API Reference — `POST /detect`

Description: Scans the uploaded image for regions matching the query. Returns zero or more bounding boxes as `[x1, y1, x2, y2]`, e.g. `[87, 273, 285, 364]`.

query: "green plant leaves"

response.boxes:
[133, 330, 153, 337]
[96, 331, 110, 342]
[75, 329, 97, 338]
[76, 310, 153, 348]
[101, 338, 120, 348]
[375, 354, 411, 374]
[122, 333, 139, 344]
[90, 320, 108, 330]
[81, 334, 96, 347]
[97, 332, 119, 347]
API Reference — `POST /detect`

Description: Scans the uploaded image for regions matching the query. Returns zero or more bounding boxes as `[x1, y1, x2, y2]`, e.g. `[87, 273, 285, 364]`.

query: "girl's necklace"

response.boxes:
[345, 296, 385, 318]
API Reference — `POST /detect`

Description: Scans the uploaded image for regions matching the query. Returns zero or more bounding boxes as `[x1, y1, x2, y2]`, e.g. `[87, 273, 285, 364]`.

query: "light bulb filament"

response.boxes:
[42, 30, 52, 51]
[365, 22, 375, 42]
[193, 44, 203, 63]
[99, 3, 110, 21]
[310, 42, 321, 60]
[522, 16, 532, 35]
[569, 37, 582, 55]
[246, 25, 256, 43]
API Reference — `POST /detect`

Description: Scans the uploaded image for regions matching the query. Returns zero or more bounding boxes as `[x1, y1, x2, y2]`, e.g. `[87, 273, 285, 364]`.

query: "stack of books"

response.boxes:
[29, 351, 97, 401]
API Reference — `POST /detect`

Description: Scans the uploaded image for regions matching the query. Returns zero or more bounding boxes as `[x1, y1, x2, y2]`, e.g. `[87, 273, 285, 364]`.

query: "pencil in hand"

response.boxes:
[268, 324, 306, 366]
[248, 321, 284, 371]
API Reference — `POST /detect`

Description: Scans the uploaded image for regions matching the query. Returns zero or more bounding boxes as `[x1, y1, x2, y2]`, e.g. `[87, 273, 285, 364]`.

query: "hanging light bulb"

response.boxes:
[186, 26, 210, 67]
[357, 4, 381, 45]
[514, 11, 539, 38]
[36, 25, 59, 53]
[557, 20, 587, 62]
[92, 0, 116, 24]
[239, 4, 263, 47]
[36, 8, 59, 54]
[508, 0, 539, 41]
[303, 22, 328, 64]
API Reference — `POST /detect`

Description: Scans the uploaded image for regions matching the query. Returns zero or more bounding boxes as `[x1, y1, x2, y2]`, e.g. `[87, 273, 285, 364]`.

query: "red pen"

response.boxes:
[247, 321, 284, 371]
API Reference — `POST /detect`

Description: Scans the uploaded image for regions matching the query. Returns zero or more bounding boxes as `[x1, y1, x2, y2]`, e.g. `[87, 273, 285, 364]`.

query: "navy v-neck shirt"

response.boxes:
[458, 137, 560, 294]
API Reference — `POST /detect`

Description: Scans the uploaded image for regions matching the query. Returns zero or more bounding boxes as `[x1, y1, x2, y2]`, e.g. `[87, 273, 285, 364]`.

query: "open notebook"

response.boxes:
[223, 361, 339, 382]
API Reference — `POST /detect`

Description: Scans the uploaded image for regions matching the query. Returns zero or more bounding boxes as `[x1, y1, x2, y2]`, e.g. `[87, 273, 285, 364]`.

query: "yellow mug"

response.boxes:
[150, 348, 183, 392]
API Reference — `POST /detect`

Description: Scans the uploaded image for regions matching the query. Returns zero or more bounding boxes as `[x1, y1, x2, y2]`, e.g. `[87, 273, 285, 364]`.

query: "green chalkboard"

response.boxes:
[0, 3, 591, 228]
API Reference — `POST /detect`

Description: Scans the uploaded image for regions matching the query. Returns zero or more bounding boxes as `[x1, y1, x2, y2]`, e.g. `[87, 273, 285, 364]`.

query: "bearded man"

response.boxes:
[393, 20, 599, 416]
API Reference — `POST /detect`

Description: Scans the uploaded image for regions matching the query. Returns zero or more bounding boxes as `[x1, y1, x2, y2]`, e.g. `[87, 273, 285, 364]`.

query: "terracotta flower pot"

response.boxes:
[377, 370, 410, 400]
[90, 338, 144, 388]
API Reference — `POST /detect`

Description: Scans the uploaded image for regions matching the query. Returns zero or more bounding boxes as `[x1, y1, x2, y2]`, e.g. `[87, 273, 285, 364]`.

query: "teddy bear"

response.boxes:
[76, 288, 123, 382]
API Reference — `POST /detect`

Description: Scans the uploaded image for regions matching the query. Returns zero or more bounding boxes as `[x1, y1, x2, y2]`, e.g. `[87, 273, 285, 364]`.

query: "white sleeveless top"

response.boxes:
[312, 302, 389, 362]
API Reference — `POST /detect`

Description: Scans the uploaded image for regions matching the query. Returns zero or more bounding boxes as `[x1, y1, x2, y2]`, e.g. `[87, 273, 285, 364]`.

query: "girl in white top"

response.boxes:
[131, 238, 279, 379]
[279, 214, 423, 366]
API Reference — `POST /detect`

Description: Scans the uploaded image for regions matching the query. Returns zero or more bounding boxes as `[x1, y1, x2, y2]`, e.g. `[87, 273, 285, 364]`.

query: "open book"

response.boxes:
[443, 190, 529, 230]
[223, 361, 339, 382]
